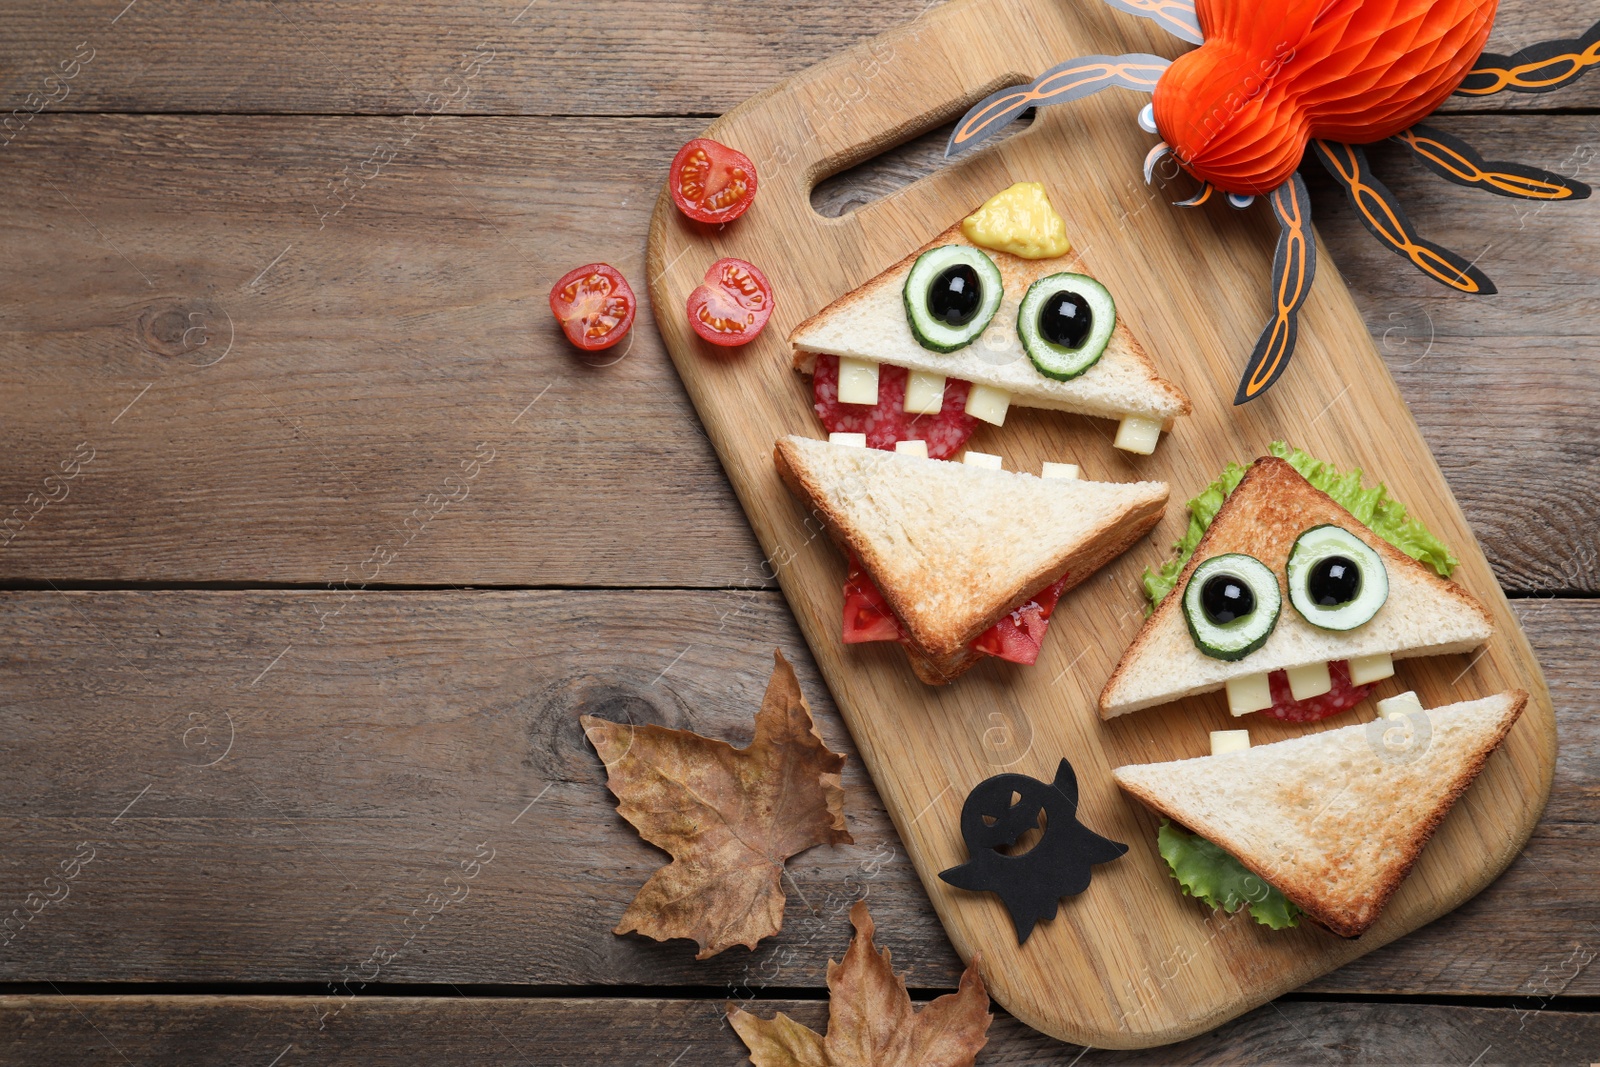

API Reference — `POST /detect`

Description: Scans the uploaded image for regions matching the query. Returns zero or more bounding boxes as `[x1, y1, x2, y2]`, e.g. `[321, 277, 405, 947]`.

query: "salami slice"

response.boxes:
[811, 354, 978, 459]
[1263, 659, 1373, 723]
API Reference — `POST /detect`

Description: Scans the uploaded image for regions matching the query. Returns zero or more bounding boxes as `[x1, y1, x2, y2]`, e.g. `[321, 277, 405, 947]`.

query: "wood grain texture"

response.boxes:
[0, 115, 764, 587]
[0, 591, 1592, 997]
[0, 113, 1594, 589]
[2, 995, 1597, 1065]
[645, 0, 1563, 1045]
[0, 0, 1591, 116]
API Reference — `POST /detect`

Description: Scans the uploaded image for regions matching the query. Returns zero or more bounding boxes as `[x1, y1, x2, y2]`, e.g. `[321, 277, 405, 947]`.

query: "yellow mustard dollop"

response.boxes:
[960, 181, 1071, 259]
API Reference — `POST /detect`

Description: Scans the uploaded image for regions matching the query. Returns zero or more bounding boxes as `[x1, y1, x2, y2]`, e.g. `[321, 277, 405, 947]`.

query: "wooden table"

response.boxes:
[0, 1, 1595, 1062]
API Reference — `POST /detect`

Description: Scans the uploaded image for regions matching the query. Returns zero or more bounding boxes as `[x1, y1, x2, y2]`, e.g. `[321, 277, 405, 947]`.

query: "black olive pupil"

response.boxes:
[928, 264, 982, 326]
[1201, 574, 1255, 625]
[1039, 290, 1093, 349]
[1309, 555, 1361, 606]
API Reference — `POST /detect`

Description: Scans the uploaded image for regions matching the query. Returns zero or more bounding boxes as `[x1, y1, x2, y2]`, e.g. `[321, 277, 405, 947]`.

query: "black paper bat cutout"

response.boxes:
[939, 759, 1127, 944]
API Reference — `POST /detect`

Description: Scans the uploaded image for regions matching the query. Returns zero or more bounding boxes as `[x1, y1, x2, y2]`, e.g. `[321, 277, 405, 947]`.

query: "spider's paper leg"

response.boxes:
[946, 55, 1170, 159]
[1235, 174, 1314, 405]
[1312, 140, 1496, 295]
[1395, 124, 1591, 200]
[1100, 0, 1203, 45]
[1456, 19, 1600, 96]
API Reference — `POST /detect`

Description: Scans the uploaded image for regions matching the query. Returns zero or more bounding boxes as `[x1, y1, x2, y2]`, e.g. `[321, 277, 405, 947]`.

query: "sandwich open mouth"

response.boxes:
[1114, 690, 1527, 938]
[789, 187, 1190, 459]
[1100, 447, 1494, 721]
[773, 434, 1168, 685]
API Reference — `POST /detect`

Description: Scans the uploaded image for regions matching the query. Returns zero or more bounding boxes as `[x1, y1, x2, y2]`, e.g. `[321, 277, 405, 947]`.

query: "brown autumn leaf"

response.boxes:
[728, 900, 992, 1067]
[582, 649, 852, 959]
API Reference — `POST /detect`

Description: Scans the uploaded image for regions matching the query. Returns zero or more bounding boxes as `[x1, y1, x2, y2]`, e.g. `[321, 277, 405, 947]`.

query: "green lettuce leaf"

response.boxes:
[1157, 821, 1301, 930]
[1140, 441, 1459, 612]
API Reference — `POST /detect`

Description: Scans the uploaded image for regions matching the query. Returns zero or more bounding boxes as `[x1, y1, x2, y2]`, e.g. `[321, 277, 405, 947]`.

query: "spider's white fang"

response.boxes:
[1227, 192, 1256, 209]
[1174, 181, 1215, 208]
[1143, 141, 1172, 185]
[1137, 103, 1157, 134]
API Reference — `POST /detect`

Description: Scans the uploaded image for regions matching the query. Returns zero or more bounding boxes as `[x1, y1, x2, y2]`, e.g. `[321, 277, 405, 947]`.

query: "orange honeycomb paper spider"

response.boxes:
[948, 0, 1600, 403]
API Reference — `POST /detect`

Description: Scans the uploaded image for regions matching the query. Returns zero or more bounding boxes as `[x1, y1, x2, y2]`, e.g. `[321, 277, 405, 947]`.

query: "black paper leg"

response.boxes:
[1456, 19, 1600, 96]
[1394, 123, 1591, 200]
[1311, 139, 1495, 295]
[1100, 0, 1203, 45]
[946, 55, 1170, 159]
[1234, 173, 1315, 405]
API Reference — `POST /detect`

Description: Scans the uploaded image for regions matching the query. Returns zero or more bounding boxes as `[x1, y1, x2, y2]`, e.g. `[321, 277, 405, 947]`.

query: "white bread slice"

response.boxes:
[789, 222, 1191, 426]
[1099, 457, 1493, 718]
[774, 435, 1168, 685]
[1113, 690, 1527, 938]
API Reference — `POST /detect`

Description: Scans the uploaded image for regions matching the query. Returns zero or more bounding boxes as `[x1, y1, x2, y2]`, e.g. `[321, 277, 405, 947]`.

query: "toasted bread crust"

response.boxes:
[787, 221, 1191, 417]
[774, 437, 1167, 684]
[1099, 456, 1495, 718]
[1116, 690, 1527, 938]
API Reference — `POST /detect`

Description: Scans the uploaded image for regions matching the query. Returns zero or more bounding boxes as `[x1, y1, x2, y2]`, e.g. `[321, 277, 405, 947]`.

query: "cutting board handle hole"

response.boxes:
[809, 88, 1035, 219]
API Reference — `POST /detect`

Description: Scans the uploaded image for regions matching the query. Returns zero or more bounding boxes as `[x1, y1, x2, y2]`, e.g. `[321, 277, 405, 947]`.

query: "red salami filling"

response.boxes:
[811, 353, 978, 459]
[1262, 659, 1373, 723]
[842, 557, 1069, 667]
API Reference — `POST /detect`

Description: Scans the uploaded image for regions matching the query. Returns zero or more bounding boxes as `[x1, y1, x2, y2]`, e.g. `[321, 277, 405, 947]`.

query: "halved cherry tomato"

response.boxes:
[549, 263, 636, 351]
[687, 257, 773, 347]
[669, 138, 758, 224]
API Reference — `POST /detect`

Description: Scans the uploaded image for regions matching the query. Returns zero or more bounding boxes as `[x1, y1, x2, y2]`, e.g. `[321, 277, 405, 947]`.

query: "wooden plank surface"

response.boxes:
[0, 112, 1596, 590]
[1, 0, 1592, 116]
[2, 995, 1597, 1065]
[1, 0, 1597, 1054]
[645, 0, 1564, 1045]
[0, 590, 1593, 996]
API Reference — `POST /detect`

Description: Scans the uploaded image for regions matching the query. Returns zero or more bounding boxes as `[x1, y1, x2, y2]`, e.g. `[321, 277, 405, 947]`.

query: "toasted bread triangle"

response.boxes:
[788, 221, 1190, 423]
[1114, 690, 1526, 938]
[774, 435, 1168, 683]
[1100, 458, 1494, 718]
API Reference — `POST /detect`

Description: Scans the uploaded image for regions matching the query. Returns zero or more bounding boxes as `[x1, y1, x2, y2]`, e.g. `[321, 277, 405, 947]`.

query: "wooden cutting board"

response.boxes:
[645, 0, 1556, 1049]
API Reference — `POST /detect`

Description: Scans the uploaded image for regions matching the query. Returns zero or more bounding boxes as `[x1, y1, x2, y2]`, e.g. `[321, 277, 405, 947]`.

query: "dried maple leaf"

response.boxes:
[728, 900, 992, 1067]
[583, 649, 851, 959]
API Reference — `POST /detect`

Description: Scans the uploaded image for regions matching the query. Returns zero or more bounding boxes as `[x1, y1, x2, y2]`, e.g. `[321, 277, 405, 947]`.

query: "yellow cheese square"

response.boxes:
[1225, 672, 1273, 716]
[836, 357, 880, 406]
[903, 371, 946, 415]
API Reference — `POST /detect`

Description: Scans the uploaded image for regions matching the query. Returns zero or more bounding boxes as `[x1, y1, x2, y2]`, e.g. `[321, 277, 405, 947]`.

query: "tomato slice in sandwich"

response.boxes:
[842, 560, 902, 643]
[669, 137, 758, 224]
[970, 576, 1070, 665]
[549, 263, 636, 351]
[687, 257, 774, 347]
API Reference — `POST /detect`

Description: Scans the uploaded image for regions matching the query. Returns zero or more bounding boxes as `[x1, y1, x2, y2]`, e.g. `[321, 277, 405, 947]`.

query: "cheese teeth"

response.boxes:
[1286, 662, 1333, 701]
[1348, 651, 1395, 686]
[904, 370, 946, 414]
[962, 450, 1003, 469]
[1040, 461, 1079, 480]
[964, 384, 1010, 426]
[837, 357, 880, 406]
[1114, 415, 1162, 454]
[1225, 672, 1273, 716]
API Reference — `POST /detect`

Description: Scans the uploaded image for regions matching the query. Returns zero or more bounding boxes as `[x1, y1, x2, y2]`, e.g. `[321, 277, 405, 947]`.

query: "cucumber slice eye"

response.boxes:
[1287, 525, 1388, 630]
[1182, 554, 1282, 661]
[903, 246, 1004, 352]
[1016, 272, 1115, 380]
